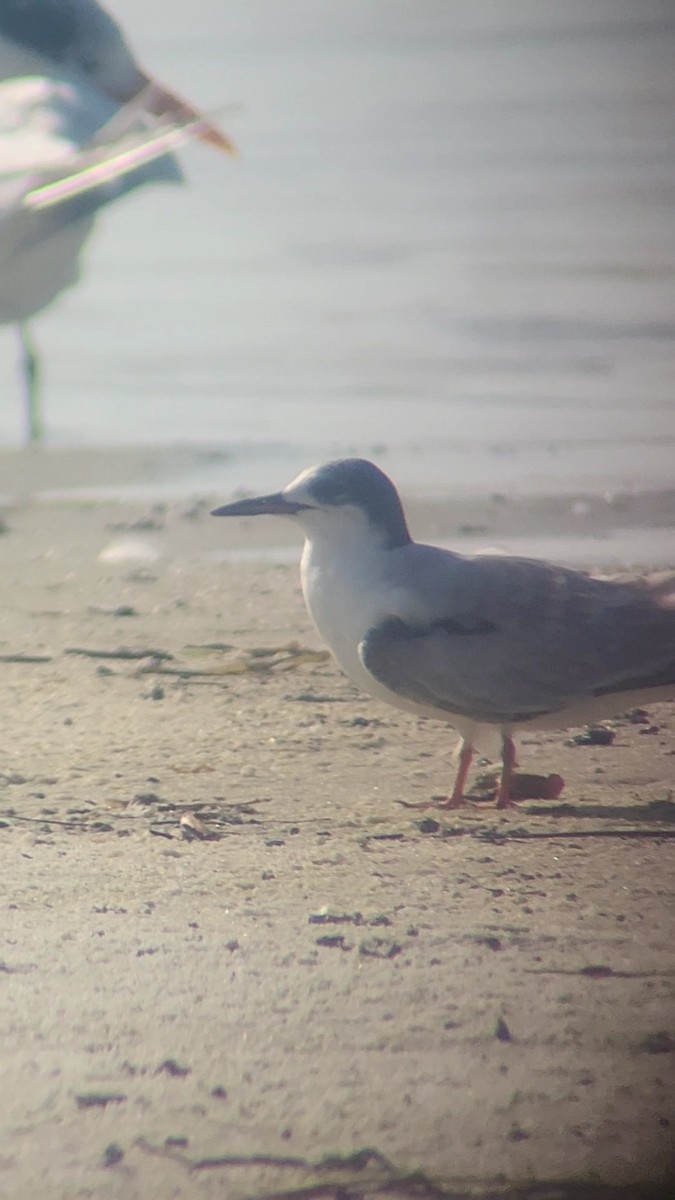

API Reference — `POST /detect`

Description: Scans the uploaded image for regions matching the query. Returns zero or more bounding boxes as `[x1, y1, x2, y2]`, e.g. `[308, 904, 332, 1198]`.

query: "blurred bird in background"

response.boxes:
[0, 0, 235, 443]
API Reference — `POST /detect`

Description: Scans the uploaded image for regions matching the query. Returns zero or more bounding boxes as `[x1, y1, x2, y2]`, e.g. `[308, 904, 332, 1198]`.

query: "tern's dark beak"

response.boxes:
[211, 493, 308, 518]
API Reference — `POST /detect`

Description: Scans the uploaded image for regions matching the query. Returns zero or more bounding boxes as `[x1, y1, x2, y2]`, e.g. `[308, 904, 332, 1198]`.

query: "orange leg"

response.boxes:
[405, 738, 475, 810]
[495, 733, 517, 809]
[433, 739, 474, 809]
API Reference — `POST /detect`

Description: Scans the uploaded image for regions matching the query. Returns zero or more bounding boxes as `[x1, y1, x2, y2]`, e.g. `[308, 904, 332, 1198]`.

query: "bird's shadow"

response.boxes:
[522, 797, 675, 824]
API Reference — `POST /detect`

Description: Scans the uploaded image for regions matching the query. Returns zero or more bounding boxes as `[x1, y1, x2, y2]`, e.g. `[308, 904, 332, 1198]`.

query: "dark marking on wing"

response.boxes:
[435, 616, 497, 636]
[375, 614, 496, 640]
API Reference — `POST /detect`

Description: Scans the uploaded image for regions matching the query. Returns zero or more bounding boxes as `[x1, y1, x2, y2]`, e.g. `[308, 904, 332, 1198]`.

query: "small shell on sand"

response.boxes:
[98, 538, 163, 564]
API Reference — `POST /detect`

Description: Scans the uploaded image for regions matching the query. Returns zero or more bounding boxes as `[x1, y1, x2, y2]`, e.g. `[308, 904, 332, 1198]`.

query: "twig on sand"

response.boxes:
[65, 646, 173, 660]
[0, 652, 52, 663]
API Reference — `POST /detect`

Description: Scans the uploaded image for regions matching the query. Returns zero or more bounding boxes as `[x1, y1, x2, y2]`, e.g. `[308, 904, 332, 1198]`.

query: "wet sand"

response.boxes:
[1, 489, 673, 1199]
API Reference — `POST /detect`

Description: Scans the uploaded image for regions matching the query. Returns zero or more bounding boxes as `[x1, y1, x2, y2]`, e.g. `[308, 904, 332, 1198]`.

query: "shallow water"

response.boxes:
[1, 0, 674, 498]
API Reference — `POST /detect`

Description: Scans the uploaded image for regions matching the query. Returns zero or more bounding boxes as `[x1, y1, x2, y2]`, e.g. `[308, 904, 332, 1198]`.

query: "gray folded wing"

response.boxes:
[359, 550, 675, 725]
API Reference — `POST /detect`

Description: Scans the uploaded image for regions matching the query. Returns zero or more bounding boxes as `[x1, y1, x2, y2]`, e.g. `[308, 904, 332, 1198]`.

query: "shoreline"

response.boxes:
[2, 454, 674, 575]
[2, 443, 675, 513]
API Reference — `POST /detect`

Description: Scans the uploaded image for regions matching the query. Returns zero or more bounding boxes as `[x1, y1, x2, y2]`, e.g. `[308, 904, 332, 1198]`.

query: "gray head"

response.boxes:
[212, 459, 412, 550]
[0, 0, 143, 99]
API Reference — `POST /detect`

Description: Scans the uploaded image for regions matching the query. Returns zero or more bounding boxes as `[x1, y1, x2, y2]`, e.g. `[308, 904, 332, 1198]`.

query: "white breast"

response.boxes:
[298, 532, 482, 741]
[300, 535, 387, 691]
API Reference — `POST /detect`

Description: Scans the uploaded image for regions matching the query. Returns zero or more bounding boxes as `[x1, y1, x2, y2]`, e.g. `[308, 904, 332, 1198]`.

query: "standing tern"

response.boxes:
[212, 458, 675, 809]
[0, 0, 235, 443]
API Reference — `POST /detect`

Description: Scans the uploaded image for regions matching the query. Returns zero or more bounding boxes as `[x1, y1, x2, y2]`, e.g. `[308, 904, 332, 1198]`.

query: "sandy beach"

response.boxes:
[1, 479, 673, 1200]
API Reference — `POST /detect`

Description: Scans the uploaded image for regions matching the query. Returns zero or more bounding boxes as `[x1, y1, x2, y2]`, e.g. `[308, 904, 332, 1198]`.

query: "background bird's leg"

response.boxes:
[18, 325, 43, 444]
[495, 732, 517, 809]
